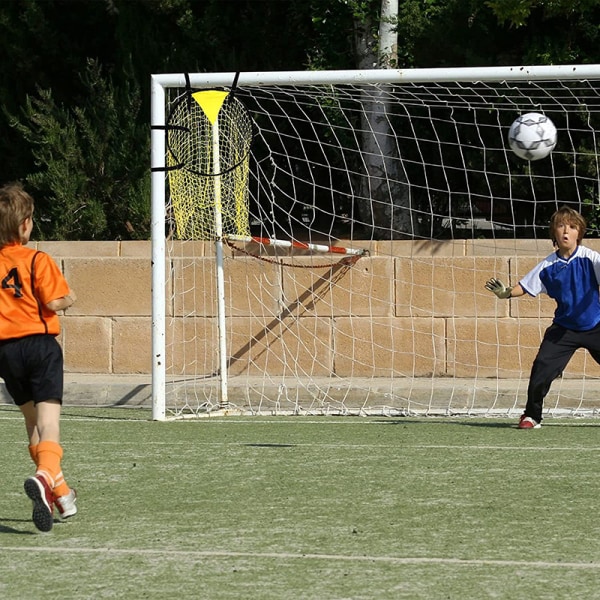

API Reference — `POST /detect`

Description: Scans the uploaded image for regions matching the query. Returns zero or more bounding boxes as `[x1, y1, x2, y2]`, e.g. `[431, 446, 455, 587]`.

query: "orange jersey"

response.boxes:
[0, 243, 70, 339]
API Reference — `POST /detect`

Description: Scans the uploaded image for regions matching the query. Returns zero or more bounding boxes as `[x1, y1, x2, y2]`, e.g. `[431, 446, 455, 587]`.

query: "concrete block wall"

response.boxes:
[36, 241, 152, 375]
[35, 238, 600, 380]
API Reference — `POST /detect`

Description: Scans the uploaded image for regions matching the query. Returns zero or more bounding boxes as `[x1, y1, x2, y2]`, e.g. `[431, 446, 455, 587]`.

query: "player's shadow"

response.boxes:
[375, 419, 516, 429]
[458, 421, 517, 429]
[0, 518, 37, 535]
[245, 443, 296, 448]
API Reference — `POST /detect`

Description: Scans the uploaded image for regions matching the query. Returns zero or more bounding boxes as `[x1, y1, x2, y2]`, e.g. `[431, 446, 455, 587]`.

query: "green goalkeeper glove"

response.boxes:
[485, 278, 512, 299]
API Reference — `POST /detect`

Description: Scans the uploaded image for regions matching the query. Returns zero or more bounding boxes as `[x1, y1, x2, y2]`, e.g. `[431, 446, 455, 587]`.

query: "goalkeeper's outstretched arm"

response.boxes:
[485, 278, 525, 299]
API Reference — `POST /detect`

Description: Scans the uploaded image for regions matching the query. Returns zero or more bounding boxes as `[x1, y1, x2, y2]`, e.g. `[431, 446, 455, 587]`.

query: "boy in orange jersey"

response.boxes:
[0, 182, 77, 532]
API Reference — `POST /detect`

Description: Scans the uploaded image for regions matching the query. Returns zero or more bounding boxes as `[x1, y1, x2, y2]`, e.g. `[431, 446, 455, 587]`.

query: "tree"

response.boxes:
[7, 59, 150, 240]
[2, 0, 600, 240]
[345, 0, 414, 238]
[0, 0, 323, 239]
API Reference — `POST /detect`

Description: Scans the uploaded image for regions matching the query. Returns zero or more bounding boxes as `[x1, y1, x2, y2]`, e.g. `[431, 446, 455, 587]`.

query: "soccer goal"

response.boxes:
[150, 65, 600, 420]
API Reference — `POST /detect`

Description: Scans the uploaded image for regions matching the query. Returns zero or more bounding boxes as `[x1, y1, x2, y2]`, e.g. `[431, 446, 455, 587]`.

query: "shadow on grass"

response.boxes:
[373, 419, 516, 429]
[375, 418, 600, 428]
[0, 405, 151, 422]
[244, 443, 296, 448]
[60, 408, 151, 421]
[0, 519, 37, 535]
[542, 421, 600, 427]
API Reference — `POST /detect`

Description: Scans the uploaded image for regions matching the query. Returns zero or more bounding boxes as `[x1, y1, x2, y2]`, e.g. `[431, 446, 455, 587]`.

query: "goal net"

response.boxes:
[150, 65, 600, 419]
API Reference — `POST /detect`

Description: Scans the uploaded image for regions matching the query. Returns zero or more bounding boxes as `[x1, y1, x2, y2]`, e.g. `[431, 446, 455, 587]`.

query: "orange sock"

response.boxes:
[28, 444, 39, 466]
[36, 440, 64, 490]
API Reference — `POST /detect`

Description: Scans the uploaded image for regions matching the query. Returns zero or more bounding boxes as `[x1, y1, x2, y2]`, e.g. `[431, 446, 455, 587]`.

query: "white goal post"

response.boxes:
[151, 65, 600, 420]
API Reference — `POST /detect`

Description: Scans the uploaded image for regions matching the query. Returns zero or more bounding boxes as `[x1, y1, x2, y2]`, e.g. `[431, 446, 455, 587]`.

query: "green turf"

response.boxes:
[1, 406, 600, 599]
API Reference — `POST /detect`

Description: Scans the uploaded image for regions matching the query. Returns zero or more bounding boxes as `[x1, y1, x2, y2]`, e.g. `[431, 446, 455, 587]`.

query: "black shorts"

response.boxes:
[0, 334, 64, 406]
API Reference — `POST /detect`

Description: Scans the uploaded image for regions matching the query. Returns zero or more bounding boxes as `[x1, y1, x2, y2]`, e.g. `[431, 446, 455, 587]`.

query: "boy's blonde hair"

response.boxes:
[0, 182, 34, 248]
[549, 205, 586, 246]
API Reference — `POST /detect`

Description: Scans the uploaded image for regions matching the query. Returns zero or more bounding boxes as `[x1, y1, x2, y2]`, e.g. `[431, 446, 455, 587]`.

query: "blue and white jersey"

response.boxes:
[519, 245, 600, 331]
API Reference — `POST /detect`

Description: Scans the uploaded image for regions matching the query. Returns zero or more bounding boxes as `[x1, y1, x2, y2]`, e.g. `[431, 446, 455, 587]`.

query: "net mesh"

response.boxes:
[166, 90, 252, 240]
[158, 71, 600, 417]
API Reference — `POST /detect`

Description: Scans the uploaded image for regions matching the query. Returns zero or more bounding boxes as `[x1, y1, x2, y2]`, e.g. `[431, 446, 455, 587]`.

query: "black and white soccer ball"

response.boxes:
[508, 112, 557, 161]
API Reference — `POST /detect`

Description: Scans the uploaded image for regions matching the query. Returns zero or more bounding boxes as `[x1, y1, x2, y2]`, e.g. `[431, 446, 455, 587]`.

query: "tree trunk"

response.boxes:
[353, 0, 414, 239]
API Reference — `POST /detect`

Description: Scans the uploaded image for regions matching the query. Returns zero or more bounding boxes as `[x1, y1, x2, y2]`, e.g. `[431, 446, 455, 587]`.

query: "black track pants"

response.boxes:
[526, 321, 600, 422]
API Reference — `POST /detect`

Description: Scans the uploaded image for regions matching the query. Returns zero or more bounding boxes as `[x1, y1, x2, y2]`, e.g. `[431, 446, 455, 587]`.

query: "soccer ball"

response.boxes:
[508, 112, 557, 161]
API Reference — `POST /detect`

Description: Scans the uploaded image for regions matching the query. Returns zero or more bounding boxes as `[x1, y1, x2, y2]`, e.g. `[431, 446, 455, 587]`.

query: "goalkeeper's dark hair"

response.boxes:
[549, 205, 586, 246]
[0, 182, 34, 247]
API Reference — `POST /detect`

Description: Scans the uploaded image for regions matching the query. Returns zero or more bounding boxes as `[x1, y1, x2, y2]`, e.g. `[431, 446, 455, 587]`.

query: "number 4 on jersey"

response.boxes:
[2, 267, 23, 298]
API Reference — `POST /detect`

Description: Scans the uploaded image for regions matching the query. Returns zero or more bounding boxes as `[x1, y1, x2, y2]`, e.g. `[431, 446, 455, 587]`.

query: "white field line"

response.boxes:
[3, 414, 600, 452]
[61, 442, 600, 451]
[1, 546, 600, 569]
[4, 437, 600, 452]
[2, 412, 600, 427]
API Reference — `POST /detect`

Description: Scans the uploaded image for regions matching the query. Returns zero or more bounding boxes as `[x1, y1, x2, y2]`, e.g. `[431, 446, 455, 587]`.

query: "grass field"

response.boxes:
[1, 406, 600, 599]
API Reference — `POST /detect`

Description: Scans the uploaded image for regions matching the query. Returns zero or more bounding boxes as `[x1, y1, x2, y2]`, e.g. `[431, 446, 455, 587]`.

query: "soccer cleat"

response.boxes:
[518, 414, 541, 429]
[24, 475, 54, 532]
[54, 489, 77, 519]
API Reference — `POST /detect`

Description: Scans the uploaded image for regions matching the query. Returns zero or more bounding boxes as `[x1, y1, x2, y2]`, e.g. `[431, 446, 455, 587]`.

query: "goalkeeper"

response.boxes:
[485, 206, 600, 429]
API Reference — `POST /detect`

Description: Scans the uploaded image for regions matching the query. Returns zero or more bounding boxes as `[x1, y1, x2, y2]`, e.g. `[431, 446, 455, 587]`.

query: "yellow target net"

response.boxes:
[166, 90, 253, 240]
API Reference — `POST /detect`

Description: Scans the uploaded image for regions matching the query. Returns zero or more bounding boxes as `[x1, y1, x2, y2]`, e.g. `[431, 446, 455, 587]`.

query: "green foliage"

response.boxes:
[1, 1, 600, 239]
[7, 59, 150, 240]
[306, 0, 357, 70]
[484, 0, 600, 64]
[395, 0, 447, 66]
[486, 0, 600, 27]
[486, 0, 535, 26]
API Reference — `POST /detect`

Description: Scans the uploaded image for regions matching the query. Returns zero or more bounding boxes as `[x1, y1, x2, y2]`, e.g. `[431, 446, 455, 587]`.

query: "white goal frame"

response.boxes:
[150, 64, 600, 421]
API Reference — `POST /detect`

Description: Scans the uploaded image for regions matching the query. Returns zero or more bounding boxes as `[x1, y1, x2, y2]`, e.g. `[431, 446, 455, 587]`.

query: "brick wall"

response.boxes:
[39, 238, 600, 379]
